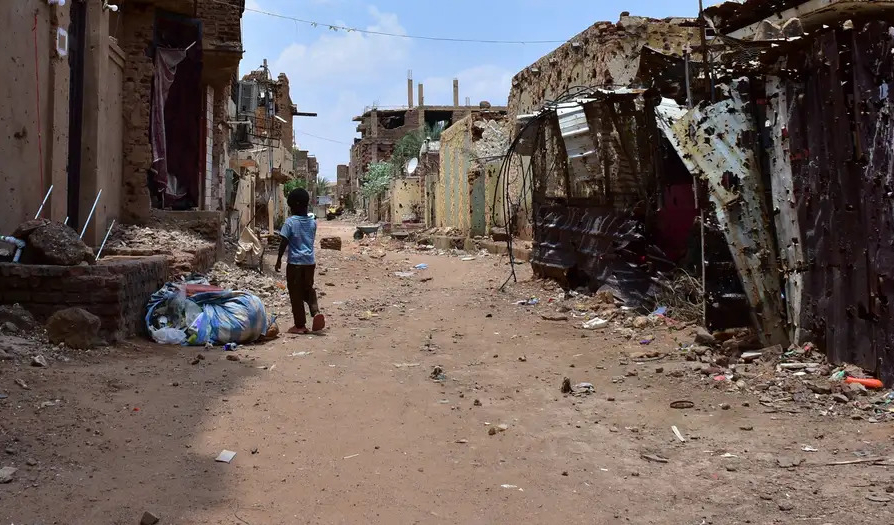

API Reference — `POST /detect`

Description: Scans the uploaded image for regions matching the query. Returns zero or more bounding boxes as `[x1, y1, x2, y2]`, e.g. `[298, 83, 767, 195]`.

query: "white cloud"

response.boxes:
[272, 6, 410, 85]
[245, 0, 262, 10]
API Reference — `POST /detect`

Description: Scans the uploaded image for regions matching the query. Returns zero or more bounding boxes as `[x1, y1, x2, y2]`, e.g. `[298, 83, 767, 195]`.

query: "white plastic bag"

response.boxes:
[150, 327, 187, 345]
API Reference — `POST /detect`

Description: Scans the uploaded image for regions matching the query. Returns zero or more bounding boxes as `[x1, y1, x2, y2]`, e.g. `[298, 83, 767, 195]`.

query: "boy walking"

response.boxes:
[275, 188, 325, 334]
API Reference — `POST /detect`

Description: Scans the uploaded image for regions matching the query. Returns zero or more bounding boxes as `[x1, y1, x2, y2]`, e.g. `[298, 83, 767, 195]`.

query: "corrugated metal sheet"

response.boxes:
[531, 204, 657, 306]
[656, 91, 789, 346]
[556, 103, 598, 184]
[761, 22, 894, 383]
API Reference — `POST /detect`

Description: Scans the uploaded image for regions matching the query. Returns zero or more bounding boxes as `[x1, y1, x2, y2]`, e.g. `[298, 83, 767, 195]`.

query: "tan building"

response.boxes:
[0, 0, 245, 246]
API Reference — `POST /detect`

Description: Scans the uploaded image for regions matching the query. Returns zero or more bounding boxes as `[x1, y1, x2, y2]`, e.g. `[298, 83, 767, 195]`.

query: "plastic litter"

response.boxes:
[582, 317, 609, 330]
[146, 280, 269, 346]
[845, 377, 884, 389]
[414, 263, 428, 270]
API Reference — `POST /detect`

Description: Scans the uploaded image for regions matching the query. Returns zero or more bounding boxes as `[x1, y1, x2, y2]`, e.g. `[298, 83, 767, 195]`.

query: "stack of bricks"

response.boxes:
[0, 257, 168, 341]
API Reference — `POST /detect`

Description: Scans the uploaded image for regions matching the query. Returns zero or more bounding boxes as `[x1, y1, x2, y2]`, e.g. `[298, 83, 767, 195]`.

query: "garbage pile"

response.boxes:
[207, 262, 289, 310]
[145, 276, 277, 346]
[683, 331, 894, 422]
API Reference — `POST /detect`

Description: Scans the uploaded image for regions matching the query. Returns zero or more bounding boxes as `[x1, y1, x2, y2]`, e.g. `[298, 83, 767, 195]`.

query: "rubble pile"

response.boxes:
[207, 262, 290, 311]
[682, 332, 894, 422]
[109, 224, 212, 252]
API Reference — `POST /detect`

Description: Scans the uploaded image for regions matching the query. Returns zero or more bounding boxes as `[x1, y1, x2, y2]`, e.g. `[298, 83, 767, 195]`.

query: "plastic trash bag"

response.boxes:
[183, 290, 269, 346]
[150, 326, 187, 345]
[146, 282, 268, 346]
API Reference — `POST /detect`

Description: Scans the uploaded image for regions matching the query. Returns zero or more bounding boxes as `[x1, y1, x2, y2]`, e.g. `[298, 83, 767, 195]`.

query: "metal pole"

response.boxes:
[684, 47, 693, 109]
[34, 185, 53, 219]
[95, 219, 115, 261]
[80, 189, 102, 239]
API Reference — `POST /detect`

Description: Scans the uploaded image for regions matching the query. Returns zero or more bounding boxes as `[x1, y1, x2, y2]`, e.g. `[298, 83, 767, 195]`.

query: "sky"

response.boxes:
[240, 0, 700, 181]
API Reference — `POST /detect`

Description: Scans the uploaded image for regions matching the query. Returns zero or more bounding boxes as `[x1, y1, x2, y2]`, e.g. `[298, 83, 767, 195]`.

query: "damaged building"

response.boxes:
[348, 77, 507, 222]
[0, 0, 245, 339]
[510, 1, 894, 383]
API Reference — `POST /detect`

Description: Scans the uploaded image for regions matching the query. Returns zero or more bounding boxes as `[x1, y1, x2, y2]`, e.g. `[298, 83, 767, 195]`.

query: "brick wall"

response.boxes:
[195, 0, 244, 50]
[204, 86, 214, 210]
[0, 256, 168, 341]
[120, 3, 155, 224]
[507, 16, 698, 119]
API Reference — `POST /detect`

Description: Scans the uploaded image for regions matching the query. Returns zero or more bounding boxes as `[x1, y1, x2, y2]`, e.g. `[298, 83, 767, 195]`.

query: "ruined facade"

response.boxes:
[0, 0, 245, 247]
[433, 111, 511, 236]
[507, 15, 697, 120]
[348, 79, 508, 216]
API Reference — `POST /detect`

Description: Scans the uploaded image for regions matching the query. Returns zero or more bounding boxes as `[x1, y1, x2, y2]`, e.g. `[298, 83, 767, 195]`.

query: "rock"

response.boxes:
[739, 425, 754, 431]
[0, 466, 17, 483]
[776, 457, 803, 468]
[140, 511, 160, 525]
[473, 399, 481, 407]
[12, 219, 50, 240]
[490, 227, 510, 242]
[31, 355, 48, 367]
[46, 308, 101, 349]
[694, 328, 718, 346]
[719, 403, 731, 410]
[479, 100, 492, 109]
[0, 349, 12, 361]
[488, 427, 497, 436]
[320, 236, 342, 251]
[497, 424, 509, 432]
[25, 458, 37, 467]
[845, 382, 868, 399]
[226, 354, 240, 362]
[691, 345, 710, 356]
[778, 501, 794, 512]
[655, 367, 664, 374]
[632, 316, 651, 329]
[806, 381, 832, 395]
[701, 366, 723, 376]
[561, 377, 572, 394]
[832, 393, 850, 404]
[0, 304, 38, 332]
[25, 222, 93, 265]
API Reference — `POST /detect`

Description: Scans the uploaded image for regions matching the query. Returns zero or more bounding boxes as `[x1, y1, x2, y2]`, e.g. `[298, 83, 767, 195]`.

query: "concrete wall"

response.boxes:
[390, 177, 423, 224]
[507, 16, 697, 119]
[437, 121, 472, 231]
[0, 1, 70, 231]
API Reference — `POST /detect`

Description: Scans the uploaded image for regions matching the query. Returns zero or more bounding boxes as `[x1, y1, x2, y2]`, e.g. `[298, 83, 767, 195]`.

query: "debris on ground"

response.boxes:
[215, 450, 236, 463]
[30, 355, 48, 368]
[109, 224, 211, 252]
[0, 304, 39, 332]
[46, 307, 102, 349]
[140, 511, 161, 525]
[208, 262, 290, 310]
[430, 365, 446, 381]
[0, 466, 17, 483]
[320, 236, 343, 251]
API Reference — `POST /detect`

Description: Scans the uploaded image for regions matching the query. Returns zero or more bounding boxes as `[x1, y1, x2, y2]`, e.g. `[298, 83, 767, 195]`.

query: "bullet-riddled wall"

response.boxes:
[390, 177, 423, 224]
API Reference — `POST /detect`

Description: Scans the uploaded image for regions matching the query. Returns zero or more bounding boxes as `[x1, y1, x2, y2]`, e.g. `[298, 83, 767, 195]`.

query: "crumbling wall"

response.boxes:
[195, 0, 245, 51]
[508, 16, 698, 119]
[437, 118, 472, 231]
[120, 4, 155, 224]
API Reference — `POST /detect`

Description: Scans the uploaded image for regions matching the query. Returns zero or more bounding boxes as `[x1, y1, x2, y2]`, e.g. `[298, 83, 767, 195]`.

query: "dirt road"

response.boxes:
[2, 221, 893, 524]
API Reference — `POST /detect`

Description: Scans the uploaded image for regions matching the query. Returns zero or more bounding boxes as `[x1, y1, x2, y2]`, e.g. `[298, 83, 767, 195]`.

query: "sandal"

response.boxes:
[287, 326, 309, 335]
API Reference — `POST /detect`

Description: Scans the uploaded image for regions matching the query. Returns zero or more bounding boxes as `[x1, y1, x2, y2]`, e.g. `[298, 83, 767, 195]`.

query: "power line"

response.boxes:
[296, 130, 352, 145]
[208, 0, 567, 45]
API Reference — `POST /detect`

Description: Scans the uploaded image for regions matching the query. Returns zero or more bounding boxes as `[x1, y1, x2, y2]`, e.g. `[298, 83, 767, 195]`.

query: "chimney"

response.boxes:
[453, 78, 459, 106]
[418, 83, 425, 107]
[407, 70, 414, 108]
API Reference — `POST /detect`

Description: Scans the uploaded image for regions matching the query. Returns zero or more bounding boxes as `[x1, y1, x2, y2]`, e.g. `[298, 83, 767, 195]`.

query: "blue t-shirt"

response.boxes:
[280, 215, 316, 265]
